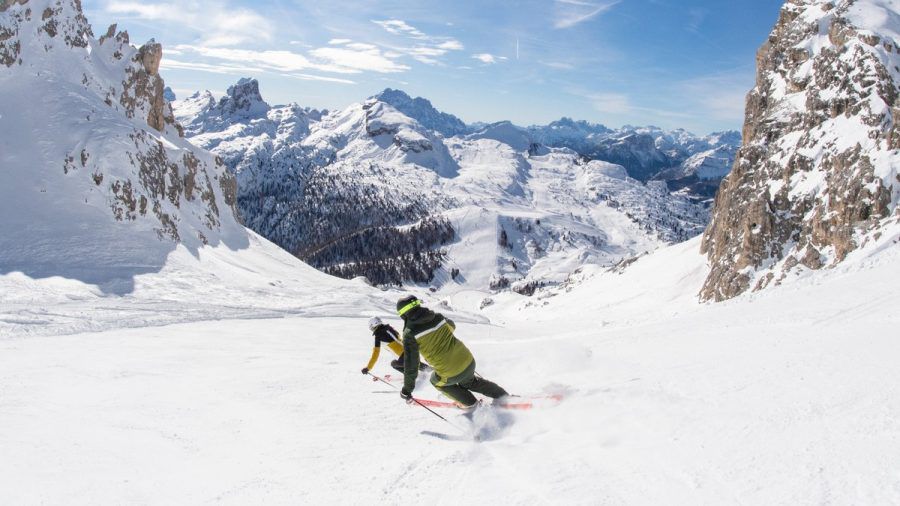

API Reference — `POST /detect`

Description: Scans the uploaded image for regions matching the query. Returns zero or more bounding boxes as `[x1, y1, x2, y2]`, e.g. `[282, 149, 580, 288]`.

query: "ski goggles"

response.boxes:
[397, 299, 421, 316]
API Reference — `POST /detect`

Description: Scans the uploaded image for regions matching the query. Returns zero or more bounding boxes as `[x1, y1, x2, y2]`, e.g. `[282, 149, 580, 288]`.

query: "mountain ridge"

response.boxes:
[175, 79, 711, 293]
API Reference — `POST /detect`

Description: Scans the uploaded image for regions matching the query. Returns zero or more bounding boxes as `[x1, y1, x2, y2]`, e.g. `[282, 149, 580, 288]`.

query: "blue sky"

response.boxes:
[83, 0, 785, 134]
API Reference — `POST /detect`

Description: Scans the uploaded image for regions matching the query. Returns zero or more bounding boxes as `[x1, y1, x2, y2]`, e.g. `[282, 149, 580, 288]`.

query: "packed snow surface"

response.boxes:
[2, 228, 899, 504]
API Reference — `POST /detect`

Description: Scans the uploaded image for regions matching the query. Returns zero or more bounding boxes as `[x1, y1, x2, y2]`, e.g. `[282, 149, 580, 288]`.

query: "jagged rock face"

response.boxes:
[0, 0, 241, 269]
[1, 0, 90, 65]
[700, 0, 900, 302]
[176, 78, 275, 136]
[373, 88, 468, 137]
[218, 77, 270, 120]
[122, 38, 181, 135]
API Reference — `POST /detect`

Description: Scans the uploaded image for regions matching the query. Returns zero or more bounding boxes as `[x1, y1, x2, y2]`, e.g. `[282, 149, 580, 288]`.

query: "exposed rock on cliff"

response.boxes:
[701, 0, 900, 301]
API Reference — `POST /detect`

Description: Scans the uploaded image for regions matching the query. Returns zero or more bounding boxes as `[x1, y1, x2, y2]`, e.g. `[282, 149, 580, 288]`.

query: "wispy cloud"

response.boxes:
[161, 58, 356, 84]
[372, 18, 464, 65]
[173, 44, 409, 75]
[161, 58, 261, 75]
[372, 19, 428, 39]
[687, 8, 709, 33]
[472, 53, 507, 64]
[539, 60, 576, 70]
[309, 45, 410, 73]
[104, 1, 272, 47]
[554, 0, 621, 29]
[285, 73, 357, 85]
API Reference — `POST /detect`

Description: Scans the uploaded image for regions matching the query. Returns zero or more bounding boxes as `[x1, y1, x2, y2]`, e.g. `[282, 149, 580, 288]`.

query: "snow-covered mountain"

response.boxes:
[0, 0, 253, 293]
[176, 81, 709, 293]
[373, 88, 468, 138]
[700, 0, 900, 301]
[3, 2, 900, 504]
[528, 121, 741, 190]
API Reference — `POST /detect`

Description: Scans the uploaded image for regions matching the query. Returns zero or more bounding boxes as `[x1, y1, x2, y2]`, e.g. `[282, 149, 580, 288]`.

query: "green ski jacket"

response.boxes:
[402, 308, 474, 392]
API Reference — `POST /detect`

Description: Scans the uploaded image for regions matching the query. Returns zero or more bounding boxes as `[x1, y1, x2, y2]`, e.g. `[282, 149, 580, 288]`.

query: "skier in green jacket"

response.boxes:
[397, 295, 508, 408]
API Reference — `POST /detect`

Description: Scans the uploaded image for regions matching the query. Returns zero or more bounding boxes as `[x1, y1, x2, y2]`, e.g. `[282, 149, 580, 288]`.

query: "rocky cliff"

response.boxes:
[700, 0, 900, 301]
[0, 0, 242, 287]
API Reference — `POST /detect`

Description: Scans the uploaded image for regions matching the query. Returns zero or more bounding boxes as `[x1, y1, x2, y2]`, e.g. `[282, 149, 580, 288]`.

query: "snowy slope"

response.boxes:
[2, 215, 898, 505]
[0, 0, 248, 292]
[3, 1, 899, 503]
[0, 0, 385, 333]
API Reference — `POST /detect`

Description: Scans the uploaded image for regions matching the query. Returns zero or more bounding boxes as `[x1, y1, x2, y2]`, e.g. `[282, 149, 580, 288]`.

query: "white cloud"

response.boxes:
[161, 58, 261, 75]
[554, 0, 621, 29]
[286, 73, 356, 85]
[372, 18, 464, 66]
[328, 38, 353, 45]
[309, 46, 410, 73]
[372, 19, 427, 39]
[174, 44, 409, 75]
[104, 1, 272, 47]
[161, 58, 355, 84]
[539, 60, 576, 70]
[436, 40, 464, 51]
[472, 53, 508, 64]
[345, 42, 379, 51]
[409, 47, 451, 58]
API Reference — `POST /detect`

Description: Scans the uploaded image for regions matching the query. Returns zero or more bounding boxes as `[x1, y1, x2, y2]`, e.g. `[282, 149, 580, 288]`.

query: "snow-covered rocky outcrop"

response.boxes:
[373, 88, 468, 138]
[176, 82, 710, 293]
[175, 81, 459, 286]
[700, 0, 900, 301]
[0, 0, 243, 291]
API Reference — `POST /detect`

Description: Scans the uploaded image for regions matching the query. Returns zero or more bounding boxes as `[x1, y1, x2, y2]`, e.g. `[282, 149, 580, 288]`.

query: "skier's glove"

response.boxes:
[400, 388, 413, 403]
[361, 367, 369, 375]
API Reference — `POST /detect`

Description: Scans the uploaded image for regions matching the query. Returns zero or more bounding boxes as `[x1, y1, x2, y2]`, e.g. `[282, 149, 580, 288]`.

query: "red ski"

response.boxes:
[413, 394, 563, 411]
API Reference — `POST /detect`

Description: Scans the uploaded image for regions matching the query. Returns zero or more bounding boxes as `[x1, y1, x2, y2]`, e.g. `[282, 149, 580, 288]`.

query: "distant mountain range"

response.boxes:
[3, 0, 895, 302]
[174, 81, 716, 291]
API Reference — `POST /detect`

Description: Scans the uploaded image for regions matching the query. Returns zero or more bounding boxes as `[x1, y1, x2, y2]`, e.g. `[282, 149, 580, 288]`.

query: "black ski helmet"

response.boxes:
[396, 295, 421, 317]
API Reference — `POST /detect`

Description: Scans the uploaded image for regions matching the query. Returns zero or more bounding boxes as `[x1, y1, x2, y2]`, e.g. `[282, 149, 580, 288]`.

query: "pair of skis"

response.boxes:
[375, 373, 564, 410]
[367, 372, 565, 442]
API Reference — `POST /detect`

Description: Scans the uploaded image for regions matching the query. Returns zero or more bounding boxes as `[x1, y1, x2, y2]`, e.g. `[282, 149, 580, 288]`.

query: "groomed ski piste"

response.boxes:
[2, 222, 899, 505]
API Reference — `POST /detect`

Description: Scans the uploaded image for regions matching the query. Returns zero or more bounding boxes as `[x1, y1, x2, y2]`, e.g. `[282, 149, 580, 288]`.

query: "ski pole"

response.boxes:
[409, 396, 451, 422]
[369, 372, 398, 390]
[366, 372, 452, 424]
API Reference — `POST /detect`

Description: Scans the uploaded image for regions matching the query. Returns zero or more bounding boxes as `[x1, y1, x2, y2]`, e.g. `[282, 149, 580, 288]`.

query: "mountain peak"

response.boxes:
[546, 117, 611, 134]
[374, 87, 412, 102]
[370, 88, 467, 137]
[218, 77, 270, 120]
